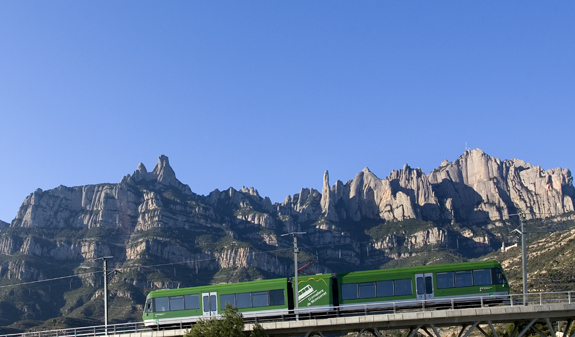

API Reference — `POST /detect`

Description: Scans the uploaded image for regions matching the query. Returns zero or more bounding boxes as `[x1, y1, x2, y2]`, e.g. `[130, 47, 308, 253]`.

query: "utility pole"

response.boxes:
[95, 256, 114, 333]
[520, 215, 527, 305]
[281, 232, 305, 320]
[512, 214, 528, 305]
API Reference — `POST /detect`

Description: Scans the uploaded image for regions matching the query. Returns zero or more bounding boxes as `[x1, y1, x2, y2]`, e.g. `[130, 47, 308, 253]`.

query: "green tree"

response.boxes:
[249, 323, 268, 337]
[184, 304, 267, 337]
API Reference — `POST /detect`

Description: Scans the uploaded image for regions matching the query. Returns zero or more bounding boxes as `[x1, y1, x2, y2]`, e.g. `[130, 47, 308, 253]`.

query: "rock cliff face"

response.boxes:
[0, 149, 574, 330]
[428, 149, 574, 222]
[315, 149, 574, 225]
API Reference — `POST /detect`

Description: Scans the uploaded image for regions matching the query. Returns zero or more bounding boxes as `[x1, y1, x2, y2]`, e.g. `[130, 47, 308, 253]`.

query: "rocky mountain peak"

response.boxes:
[459, 148, 486, 159]
[240, 186, 260, 197]
[428, 148, 574, 221]
[123, 155, 193, 195]
[151, 155, 177, 186]
[136, 162, 147, 173]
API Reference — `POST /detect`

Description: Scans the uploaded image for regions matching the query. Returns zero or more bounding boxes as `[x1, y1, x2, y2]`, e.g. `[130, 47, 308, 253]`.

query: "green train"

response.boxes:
[143, 260, 509, 326]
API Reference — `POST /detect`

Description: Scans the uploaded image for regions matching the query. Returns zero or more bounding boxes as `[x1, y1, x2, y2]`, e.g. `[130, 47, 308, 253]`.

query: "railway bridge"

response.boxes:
[3, 292, 575, 337]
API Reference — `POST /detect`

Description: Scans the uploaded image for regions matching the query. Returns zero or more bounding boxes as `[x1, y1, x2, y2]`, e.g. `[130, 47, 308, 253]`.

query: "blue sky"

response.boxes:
[1, 2, 574, 222]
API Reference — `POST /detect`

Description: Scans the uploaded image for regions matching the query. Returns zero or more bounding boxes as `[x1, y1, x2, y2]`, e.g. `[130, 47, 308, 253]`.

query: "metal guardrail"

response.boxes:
[2, 291, 573, 337]
[1, 323, 150, 337]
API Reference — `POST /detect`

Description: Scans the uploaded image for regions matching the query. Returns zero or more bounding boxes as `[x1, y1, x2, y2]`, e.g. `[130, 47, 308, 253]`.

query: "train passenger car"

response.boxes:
[337, 260, 508, 311]
[143, 278, 290, 326]
[143, 260, 509, 326]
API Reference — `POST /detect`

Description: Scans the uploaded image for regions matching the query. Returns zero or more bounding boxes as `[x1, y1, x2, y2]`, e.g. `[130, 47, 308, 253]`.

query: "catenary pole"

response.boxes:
[104, 257, 108, 329]
[281, 232, 305, 320]
[511, 214, 528, 306]
[521, 215, 527, 305]
[95, 256, 113, 334]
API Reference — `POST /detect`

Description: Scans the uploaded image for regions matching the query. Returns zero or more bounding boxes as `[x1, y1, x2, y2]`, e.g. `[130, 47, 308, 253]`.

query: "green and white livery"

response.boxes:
[143, 260, 509, 326]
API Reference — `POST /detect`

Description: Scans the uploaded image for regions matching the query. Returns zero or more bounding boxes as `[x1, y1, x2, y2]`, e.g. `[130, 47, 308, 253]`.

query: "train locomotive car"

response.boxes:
[143, 278, 291, 326]
[143, 260, 508, 326]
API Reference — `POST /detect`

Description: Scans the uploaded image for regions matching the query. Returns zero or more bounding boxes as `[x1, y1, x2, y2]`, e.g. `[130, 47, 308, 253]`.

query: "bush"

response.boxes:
[184, 304, 267, 337]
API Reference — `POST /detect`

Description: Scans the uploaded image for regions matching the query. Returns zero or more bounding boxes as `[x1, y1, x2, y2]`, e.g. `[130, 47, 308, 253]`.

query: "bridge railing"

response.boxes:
[510, 290, 573, 306]
[1, 322, 150, 337]
[1, 291, 573, 337]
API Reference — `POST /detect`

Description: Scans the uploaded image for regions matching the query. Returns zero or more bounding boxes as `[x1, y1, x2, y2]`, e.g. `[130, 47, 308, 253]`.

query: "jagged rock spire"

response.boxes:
[152, 155, 177, 186]
[320, 170, 338, 221]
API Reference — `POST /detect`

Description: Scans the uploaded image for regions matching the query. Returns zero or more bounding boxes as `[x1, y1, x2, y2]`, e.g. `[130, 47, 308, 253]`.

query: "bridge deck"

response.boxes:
[108, 303, 575, 337]
[4, 292, 574, 337]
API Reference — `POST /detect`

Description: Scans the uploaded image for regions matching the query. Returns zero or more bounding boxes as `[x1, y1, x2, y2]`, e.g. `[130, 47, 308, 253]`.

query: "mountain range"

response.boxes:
[0, 149, 574, 333]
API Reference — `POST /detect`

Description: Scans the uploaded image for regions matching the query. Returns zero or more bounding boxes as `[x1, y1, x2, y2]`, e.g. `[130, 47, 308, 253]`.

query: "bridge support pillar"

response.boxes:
[488, 321, 499, 337]
[462, 321, 479, 337]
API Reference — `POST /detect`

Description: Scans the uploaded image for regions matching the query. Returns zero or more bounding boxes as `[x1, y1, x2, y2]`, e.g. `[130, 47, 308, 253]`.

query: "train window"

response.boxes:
[437, 272, 454, 289]
[377, 280, 394, 297]
[493, 268, 505, 284]
[170, 296, 185, 311]
[236, 292, 252, 309]
[395, 279, 412, 296]
[155, 297, 169, 312]
[220, 294, 235, 309]
[473, 269, 492, 286]
[455, 271, 473, 287]
[269, 289, 285, 306]
[210, 294, 217, 311]
[425, 276, 433, 295]
[342, 283, 358, 300]
[185, 294, 200, 310]
[253, 291, 268, 307]
[359, 282, 376, 299]
[145, 299, 153, 313]
[416, 277, 424, 295]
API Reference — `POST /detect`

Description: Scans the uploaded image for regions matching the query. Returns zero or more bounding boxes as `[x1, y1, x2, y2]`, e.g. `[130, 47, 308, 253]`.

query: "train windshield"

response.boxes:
[493, 268, 506, 284]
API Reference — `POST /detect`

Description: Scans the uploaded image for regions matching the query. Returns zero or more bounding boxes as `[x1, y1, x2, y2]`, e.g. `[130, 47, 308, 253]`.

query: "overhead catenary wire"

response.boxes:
[0, 270, 101, 289]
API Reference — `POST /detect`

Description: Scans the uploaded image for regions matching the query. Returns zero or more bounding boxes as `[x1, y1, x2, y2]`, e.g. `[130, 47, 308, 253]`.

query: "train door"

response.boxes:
[202, 292, 218, 317]
[415, 273, 435, 300]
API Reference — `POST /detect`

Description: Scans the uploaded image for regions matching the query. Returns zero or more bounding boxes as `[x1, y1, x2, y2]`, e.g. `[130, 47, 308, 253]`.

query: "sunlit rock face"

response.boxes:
[428, 149, 574, 222]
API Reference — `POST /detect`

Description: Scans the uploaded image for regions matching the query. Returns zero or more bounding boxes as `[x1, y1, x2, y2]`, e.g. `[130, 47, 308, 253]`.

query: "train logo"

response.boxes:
[298, 284, 314, 302]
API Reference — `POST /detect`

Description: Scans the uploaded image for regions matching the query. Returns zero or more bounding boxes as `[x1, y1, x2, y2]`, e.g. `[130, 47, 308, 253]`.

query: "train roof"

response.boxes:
[337, 260, 503, 280]
[146, 277, 289, 299]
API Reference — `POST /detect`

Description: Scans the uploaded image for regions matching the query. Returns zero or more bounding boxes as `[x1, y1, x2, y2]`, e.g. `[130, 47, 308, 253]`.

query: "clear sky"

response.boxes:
[1, 2, 574, 223]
